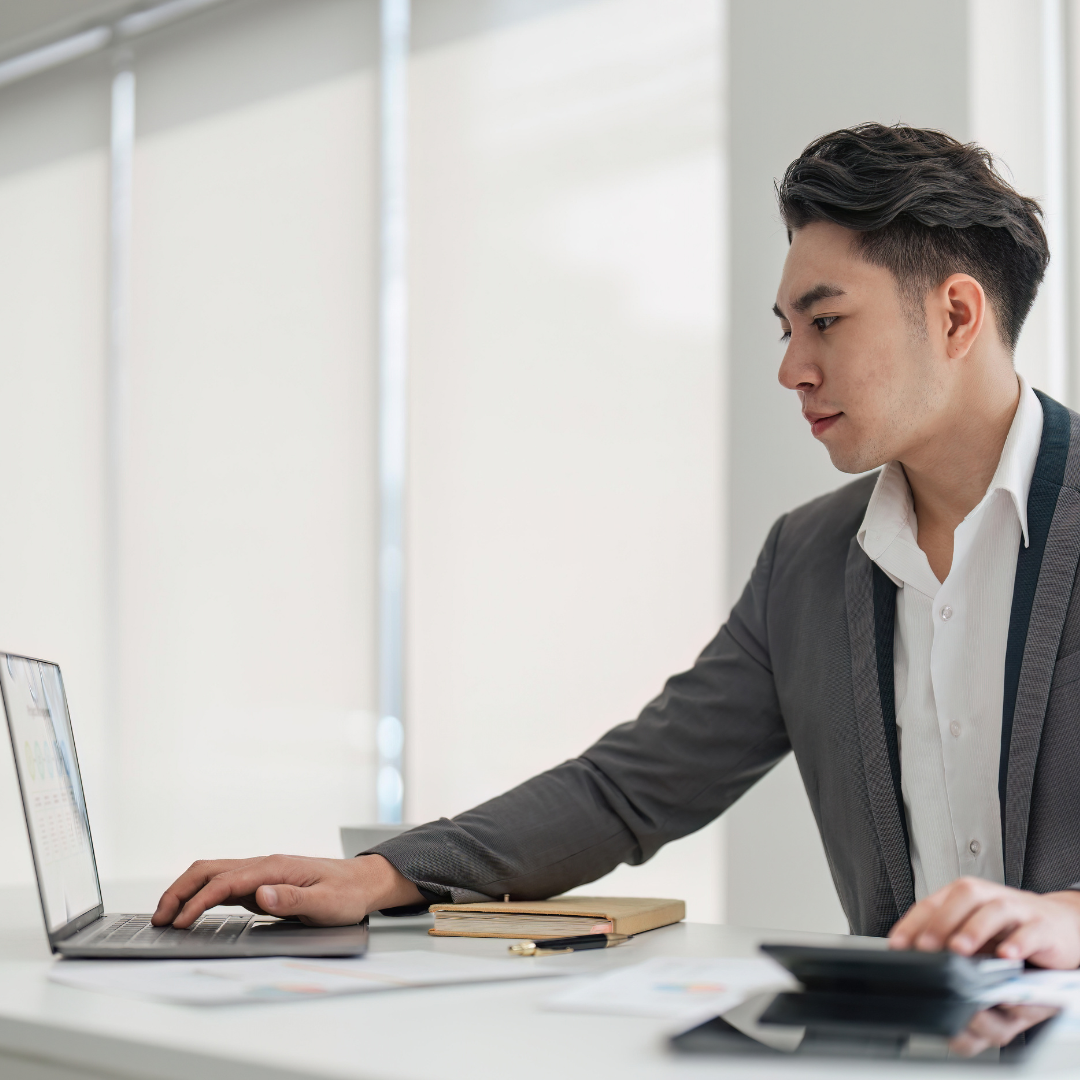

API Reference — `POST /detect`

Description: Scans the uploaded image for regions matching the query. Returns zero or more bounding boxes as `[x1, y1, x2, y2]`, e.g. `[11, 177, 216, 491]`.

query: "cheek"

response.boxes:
[829, 347, 916, 450]
[843, 343, 910, 410]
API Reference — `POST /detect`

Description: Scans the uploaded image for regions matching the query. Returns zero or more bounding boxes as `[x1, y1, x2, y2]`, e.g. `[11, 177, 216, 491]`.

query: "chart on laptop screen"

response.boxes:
[0, 656, 100, 930]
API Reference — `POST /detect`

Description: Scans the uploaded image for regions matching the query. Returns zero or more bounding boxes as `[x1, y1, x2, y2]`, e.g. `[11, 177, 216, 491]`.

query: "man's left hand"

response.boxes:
[888, 877, 1080, 969]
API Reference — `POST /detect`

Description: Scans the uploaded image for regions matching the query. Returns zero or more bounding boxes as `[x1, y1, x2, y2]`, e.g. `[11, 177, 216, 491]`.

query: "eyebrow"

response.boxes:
[772, 283, 846, 320]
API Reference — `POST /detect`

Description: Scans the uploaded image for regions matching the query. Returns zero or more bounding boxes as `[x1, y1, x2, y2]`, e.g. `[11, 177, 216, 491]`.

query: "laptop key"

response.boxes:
[93, 914, 248, 947]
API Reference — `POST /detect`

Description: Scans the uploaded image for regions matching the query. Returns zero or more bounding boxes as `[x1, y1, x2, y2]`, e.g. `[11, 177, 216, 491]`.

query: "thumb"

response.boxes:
[255, 881, 352, 925]
[255, 882, 307, 917]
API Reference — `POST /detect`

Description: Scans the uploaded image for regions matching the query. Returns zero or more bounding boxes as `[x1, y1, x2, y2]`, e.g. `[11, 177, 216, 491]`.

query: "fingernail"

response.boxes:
[262, 886, 278, 908]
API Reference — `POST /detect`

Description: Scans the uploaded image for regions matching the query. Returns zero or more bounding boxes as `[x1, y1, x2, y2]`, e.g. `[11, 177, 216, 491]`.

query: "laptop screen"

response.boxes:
[0, 655, 101, 931]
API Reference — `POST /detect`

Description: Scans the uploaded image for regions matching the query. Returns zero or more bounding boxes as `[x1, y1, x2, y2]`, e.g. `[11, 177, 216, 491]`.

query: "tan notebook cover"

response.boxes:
[427, 895, 685, 938]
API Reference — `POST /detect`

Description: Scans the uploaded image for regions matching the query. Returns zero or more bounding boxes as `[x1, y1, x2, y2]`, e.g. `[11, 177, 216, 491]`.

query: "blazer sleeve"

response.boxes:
[367, 516, 791, 906]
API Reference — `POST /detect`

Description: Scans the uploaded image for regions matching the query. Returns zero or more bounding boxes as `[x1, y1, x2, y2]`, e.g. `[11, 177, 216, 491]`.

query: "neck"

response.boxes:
[899, 368, 1021, 579]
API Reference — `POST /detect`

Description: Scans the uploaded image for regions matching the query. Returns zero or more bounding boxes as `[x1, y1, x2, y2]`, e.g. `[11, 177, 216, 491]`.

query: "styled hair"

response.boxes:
[776, 123, 1049, 350]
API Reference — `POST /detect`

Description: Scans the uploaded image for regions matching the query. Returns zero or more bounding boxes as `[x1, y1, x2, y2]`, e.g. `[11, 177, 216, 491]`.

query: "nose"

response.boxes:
[777, 337, 822, 394]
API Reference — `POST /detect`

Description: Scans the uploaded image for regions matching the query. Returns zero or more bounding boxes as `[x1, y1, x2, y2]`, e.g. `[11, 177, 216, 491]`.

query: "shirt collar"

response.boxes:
[983, 373, 1042, 548]
[856, 374, 1044, 587]
[857, 461, 940, 595]
[857, 459, 912, 564]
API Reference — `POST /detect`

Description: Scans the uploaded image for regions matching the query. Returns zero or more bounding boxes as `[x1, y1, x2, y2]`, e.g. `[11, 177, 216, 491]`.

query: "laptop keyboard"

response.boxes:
[92, 914, 249, 948]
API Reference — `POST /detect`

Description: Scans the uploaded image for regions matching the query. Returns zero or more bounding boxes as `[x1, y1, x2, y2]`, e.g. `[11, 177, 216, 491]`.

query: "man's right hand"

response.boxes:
[151, 853, 425, 928]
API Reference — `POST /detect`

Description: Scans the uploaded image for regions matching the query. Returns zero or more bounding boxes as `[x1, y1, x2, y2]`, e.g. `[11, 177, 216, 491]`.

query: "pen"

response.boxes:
[509, 933, 631, 956]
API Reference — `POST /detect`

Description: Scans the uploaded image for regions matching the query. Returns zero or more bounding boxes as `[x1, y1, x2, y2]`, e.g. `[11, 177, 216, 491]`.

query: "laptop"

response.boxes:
[0, 652, 368, 959]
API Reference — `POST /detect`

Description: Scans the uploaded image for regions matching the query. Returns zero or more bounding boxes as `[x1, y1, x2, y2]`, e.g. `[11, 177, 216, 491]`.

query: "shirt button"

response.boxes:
[949, 720, 962, 738]
[940, 605, 953, 621]
[969, 839, 981, 855]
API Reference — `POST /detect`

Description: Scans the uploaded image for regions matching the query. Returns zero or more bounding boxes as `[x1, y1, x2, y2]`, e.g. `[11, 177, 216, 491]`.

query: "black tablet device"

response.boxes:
[760, 943, 1023, 998]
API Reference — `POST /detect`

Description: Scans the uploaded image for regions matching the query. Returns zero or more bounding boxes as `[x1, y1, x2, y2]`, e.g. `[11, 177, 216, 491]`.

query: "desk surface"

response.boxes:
[0, 882, 1078, 1080]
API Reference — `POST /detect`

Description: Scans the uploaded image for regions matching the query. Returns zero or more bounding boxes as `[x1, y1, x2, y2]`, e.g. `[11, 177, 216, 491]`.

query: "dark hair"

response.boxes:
[776, 123, 1049, 350]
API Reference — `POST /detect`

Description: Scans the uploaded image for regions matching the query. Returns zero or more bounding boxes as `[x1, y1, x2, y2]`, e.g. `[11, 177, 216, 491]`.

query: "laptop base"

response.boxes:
[56, 912, 369, 959]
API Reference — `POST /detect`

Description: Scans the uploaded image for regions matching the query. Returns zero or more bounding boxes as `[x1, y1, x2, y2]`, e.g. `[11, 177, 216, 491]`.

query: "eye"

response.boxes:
[780, 329, 791, 343]
[813, 315, 838, 332]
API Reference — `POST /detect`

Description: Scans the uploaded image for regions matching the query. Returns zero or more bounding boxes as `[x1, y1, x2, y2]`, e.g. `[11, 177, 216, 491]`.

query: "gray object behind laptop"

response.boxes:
[0, 652, 368, 959]
[340, 824, 414, 857]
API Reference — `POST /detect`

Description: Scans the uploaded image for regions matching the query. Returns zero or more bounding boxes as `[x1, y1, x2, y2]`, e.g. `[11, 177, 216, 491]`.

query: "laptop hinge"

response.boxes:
[49, 904, 106, 947]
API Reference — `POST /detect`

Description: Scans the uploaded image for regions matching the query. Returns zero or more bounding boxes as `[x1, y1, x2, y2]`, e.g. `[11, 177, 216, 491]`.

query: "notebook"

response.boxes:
[428, 896, 685, 939]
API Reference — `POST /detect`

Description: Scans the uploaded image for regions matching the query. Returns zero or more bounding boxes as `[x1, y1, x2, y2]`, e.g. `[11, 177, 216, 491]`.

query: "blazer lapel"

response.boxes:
[846, 538, 915, 917]
[1001, 393, 1080, 887]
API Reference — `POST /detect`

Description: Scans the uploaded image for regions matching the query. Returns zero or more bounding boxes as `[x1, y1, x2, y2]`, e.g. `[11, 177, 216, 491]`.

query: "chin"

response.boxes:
[822, 438, 886, 475]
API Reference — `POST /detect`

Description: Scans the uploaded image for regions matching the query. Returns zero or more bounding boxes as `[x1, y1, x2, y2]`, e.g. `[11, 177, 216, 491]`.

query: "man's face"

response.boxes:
[775, 221, 945, 474]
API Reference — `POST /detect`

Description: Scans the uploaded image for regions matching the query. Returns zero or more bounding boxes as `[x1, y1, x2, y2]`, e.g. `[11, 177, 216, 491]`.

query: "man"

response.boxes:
[153, 124, 1080, 969]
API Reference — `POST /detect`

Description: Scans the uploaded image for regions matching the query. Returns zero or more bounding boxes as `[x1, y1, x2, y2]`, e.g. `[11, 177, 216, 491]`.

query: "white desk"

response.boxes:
[0, 883, 1078, 1080]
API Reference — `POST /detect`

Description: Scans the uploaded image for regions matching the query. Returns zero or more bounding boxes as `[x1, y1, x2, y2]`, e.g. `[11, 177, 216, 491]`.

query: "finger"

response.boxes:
[996, 919, 1059, 965]
[948, 1007, 1013, 1058]
[255, 881, 362, 926]
[968, 1005, 1045, 1048]
[992, 894, 1080, 967]
[172, 858, 309, 928]
[152, 859, 257, 925]
[152, 864, 218, 925]
[889, 890, 948, 948]
[912, 879, 997, 951]
[236, 897, 272, 916]
[984, 1011, 1043, 1046]
[944, 898, 1022, 956]
[951, 1004, 1058, 1056]
[964, 1007, 1018, 1043]
[172, 876, 274, 927]
[947, 1031, 990, 1058]
[201, 891, 267, 917]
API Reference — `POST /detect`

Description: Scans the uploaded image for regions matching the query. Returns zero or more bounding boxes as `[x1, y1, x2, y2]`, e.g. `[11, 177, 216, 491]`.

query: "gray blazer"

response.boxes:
[371, 392, 1080, 937]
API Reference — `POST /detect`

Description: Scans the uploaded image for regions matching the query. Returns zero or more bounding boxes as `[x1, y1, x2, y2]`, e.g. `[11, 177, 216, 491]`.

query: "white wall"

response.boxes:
[0, 0, 384, 889]
[968, 0, 1063, 399]
[114, 0, 381, 879]
[0, 59, 109, 888]
[404, 0, 726, 922]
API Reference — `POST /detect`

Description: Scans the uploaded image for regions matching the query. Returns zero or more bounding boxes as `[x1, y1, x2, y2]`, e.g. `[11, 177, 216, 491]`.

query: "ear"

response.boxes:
[932, 274, 986, 359]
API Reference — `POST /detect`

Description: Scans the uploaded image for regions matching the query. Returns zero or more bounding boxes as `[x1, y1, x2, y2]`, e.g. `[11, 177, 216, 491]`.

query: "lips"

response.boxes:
[804, 412, 841, 437]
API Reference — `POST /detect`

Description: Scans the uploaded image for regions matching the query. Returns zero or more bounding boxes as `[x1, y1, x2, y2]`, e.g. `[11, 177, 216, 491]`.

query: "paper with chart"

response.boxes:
[49, 949, 566, 1004]
[982, 968, 1080, 1012]
[545, 956, 796, 1022]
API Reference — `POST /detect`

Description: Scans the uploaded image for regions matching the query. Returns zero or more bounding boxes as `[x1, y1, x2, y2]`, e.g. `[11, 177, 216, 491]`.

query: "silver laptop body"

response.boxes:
[0, 652, 368, 958]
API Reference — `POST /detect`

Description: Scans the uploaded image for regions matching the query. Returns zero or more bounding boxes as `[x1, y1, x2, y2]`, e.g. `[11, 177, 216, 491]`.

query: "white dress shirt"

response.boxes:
[856, 376, 1043, 901]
